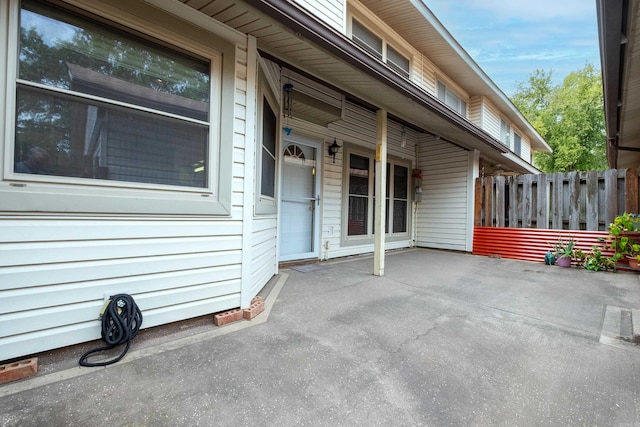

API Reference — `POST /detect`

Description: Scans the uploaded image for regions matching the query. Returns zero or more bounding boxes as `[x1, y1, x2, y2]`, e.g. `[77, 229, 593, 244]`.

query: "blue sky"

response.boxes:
[426, 0, 601, 97]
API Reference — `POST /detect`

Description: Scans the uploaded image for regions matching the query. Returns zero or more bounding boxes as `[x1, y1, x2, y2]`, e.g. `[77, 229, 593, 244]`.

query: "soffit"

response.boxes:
[358, 0, 548, 152]
[618, 0, 640, 169]
[177, 0, 535, 173]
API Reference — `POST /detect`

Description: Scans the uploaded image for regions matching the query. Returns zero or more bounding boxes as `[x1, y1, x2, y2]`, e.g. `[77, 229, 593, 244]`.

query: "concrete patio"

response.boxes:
[2, 248, 640, 426]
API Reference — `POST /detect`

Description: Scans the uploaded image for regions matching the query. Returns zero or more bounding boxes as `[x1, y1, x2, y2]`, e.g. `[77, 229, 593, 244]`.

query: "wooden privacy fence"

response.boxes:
[474, 168, 640, 231]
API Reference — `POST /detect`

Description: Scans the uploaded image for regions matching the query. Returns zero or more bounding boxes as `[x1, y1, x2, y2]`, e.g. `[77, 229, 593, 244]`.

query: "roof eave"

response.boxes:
[251, 0, 516, 155]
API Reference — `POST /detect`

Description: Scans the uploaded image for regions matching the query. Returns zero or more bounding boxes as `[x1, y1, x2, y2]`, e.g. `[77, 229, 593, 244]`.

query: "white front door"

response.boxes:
[279, 136, 320, 261]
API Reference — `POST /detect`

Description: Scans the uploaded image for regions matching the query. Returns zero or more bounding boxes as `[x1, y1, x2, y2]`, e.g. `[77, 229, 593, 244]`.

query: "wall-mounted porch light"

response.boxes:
[328, 138, 340, 163]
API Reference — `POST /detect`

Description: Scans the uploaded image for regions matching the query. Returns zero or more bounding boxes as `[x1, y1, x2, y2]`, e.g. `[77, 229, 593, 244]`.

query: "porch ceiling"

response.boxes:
[598, 0, 640, 169]
[177, 0, 538, 174]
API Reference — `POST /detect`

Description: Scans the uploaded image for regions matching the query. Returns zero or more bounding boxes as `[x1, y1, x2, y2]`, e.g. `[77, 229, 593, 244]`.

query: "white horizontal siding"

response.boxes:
[323, 101, 416, 259]
[321, 152, 343, 260]
[416, 139, 470, 251]
[481, 99, 501, 140]
[251, 217, 277, 297]
[521, 136, 532, 163]
[0, 2, 264, 360]
[0, 217, 246, 361]
[293, 0, 345, 32]
[411, 54, 436, 95]
[468, 96, 482, 127]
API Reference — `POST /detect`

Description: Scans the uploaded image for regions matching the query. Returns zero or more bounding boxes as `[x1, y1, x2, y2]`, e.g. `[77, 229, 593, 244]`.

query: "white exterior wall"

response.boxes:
[468, 96, 483, 128]
[322, 101, 416, 259]
[293, 0, 346, 31]
[0, 0, 277, 361]
[521, 136, 532, 163]
[415, 138, 471, 251]
[481, 98, 532, 161]
[481, 99, 502, 141]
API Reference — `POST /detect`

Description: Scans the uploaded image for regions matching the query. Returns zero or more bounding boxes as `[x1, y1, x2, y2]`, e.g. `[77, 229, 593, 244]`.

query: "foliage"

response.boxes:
[608, 212, 640, 236]
[553, 236, 575, 259]
[511, 64, 606, 173]
[583, 247, 619, 272]
[606, 213, 640, 261]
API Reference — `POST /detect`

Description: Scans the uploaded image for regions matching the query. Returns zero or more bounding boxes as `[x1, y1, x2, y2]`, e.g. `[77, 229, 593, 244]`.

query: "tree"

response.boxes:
[511, 64, 607, 172]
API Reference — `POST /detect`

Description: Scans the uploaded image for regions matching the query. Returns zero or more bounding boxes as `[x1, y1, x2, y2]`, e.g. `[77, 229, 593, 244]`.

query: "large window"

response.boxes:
[437, 81, 467, 117]
[3, 0, 235, 215]
[346, 151, 409, 239]
[15, 0, 211, 188]
[351, 19, 410, 79]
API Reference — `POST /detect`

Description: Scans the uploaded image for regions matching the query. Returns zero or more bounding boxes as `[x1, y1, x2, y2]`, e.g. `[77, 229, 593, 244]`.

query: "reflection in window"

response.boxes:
[348, 153, 369, 236]
[437, 81, 467, 117]
[347, 152, 409, 237]
[261, 97, 277, 198]
[15, 0, 211, 188]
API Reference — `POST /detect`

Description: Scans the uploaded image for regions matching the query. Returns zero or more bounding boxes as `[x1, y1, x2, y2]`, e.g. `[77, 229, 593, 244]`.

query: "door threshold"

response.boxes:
[279, 258, 320, 269]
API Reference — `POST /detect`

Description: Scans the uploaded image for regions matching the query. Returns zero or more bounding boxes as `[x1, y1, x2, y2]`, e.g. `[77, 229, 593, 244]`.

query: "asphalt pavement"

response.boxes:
[2, 248, 640, 426]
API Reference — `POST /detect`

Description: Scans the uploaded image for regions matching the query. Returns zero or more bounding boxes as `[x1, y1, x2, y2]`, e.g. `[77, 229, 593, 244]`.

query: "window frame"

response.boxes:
[1, 0, 235, 215]
[513, 132, 522, 156]
[349, 17, 411, 79]
[254, 64, 280, 215]
[437, 80, 468, 117]
[341, 145, 411, 246]
[500, 118, 512, 148]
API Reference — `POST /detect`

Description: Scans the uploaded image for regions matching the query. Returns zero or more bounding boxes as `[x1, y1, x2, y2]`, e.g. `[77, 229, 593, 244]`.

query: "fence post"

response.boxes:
[522, 174, 532, 228]
[484, 176, 493, 227]
[626, 168, 639, 213]
[508, 176, 518, 227]
[551, 173, 563, 229]
[586, 171, 598, 230]
[568, 171, 580, 230]
[536, 174, 548, 229]
[495, 176, 505, 227]
[474, 177, 483, 226]
[604, 169, 617, 228]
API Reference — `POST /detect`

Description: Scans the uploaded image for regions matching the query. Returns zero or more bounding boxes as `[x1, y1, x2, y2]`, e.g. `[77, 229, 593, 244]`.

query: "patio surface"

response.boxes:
[2, 248, 640, 426]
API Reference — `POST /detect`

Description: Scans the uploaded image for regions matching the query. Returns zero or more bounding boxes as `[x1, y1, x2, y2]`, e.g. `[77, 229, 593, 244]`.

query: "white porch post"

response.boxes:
[240, 35, 257, 308]
[374, 109, 387, 276]
[466, 149, 480, 252]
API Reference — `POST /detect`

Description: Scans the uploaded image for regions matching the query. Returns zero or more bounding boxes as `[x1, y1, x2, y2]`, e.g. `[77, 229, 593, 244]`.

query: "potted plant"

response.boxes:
[554, 236, 575, 267]
[607, 213, 640, 269]
[609, 212, 640, 238]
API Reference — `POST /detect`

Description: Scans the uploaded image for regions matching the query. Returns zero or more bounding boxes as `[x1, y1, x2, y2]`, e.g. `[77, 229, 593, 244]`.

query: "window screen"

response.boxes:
[351, 19, 383, 60]
[15, 0, 211, 188]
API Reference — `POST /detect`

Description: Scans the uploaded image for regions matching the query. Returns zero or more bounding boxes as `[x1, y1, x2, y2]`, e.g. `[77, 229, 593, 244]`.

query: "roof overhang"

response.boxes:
[597, 0, 640, 169]
[156, 0, 545, 174]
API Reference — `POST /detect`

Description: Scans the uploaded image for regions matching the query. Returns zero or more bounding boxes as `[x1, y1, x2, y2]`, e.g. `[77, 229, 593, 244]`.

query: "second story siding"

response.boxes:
[293, 0, 345, 32]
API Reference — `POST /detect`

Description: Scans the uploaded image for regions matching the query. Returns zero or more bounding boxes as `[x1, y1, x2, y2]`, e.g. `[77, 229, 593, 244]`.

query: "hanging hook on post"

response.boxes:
[283, 82, 294, 135]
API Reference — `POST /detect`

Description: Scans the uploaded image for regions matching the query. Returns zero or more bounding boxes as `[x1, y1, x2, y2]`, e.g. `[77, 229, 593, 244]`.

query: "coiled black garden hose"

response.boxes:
[79, 294, 143, 367]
